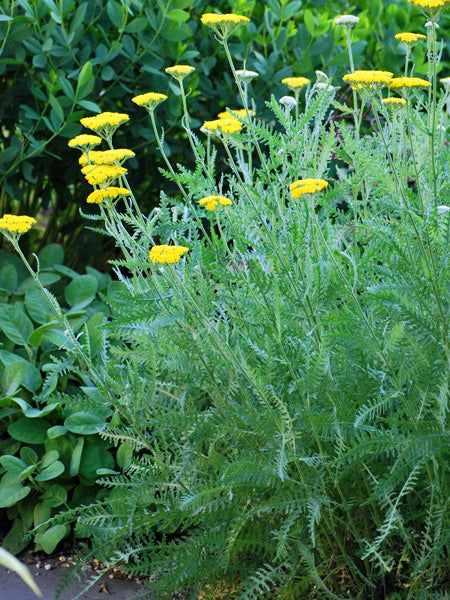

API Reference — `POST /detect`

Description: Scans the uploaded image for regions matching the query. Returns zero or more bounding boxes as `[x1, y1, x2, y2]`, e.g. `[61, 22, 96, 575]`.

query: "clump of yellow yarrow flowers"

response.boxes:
[200, 12, 250, 39]
[290, 179, 328, 198]
[0, 214, 36, 237]
[149, 244, 189, 264]
[199, 196, 233, 210]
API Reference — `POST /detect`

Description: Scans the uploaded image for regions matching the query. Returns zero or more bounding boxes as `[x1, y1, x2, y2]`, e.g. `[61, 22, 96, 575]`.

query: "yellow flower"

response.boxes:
[79, 149, 135, 166]
[68, 134, 102, 150]
[381, 97, 407, 111]
[165, 65, 195, 81]
[281, 77, 310, 90]
[395, 32, 427, 45]
[290, 178, 328, 198]
[202, 119, 243, 135]
[86, 187, 130, 203]
[149, 244, 189, 264]
[388, 76, 431, 98]
[0, 214, 36, 235]
[343, 70, 393, 94]
[131, 92, 167, 112]
[408, 0, 450, 18]
[199, 196, 233, 210]
[81, 165, 127, 187]
[217, 109, 254, 120]
[80, 112, 130, 140]
[201, 13, 250, 38]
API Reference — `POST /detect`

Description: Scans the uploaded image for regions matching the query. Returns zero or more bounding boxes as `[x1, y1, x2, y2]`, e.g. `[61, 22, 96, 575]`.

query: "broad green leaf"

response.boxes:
[20, 447, 38, 465]
[35, 460, 65, 481]
[40, 450, 59, 469]
[0, 482, 31, 508]
[25, 286, 55, 324]
[64, 274, 98, 309]
[0, 263, 18, 293]
[78, 99, 101, 112]
[35, 523, 69, 554]
[41, 484, 67, 507]
[125, 16, 149, 31]
[8, 418, 50, 444]
[79, 442, 114, 480]
[0, 455, 27, 476]
[0, 351, 42, 393]
[70, 437, 84, 476]
[47, 425, 67, 439]
[2, 361, 27, 396]
[0, 304, 34, 345]
[166, 9, 190, 22]
[304, 9, 315, 35]
[116, 443, 133, 469]
[28, 321, 60, 347]
[107, 0, 123, 28]
[34, 502, 51, 527]
[64, 411, 106, 435]
[77, 60, 92, 89]
[38, 243, 64, 268]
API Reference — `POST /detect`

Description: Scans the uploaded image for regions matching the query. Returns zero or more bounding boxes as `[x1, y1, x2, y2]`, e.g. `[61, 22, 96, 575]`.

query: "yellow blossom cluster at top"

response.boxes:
[86, 187, 131, 204]
[217, 109, 254, 120]
[80, 112, 130, 139]
[389, 76, 431, 89]
[201, 13, 250, 27]
[149, 244, 189, 264]
[79, 149, 135, 167]
[408, 0, 450, 8]
[0, 214, 36, 234]
[381, 97, 407, 109]
[165, 65, 195, 81]
[68, 134, 102, 150]
[202, 119, 243, 134]
[81, 164, 127, 186]
[395, 32, 426, 44]
[343, 70, 393, 86]
[290, 179, 328, 198]
[131, 92, 168, 112]
[281, 77, 310, 89]
[199, 196, 233, 210]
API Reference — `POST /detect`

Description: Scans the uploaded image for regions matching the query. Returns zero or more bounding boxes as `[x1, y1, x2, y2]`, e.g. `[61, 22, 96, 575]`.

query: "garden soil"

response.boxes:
[0, 557, 145, 600]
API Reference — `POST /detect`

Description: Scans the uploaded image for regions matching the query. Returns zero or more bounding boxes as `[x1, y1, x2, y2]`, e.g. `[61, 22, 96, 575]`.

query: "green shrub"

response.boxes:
[2, 2, 450, 599]
[0, 0, 436, 268]
[0, 244, 122, 554]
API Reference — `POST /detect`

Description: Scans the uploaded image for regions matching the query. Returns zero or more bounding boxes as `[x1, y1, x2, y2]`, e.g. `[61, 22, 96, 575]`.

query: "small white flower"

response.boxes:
[315, 70, 330, 83]
[279, 95, 297, 109]
[334, 15, 359, 26]
[437, 205, 450, 215]
[425, 21, 439, 28]
[316, 82, 334, 90]
[440, 77, 450, 87]
[235, 69, 259, 83]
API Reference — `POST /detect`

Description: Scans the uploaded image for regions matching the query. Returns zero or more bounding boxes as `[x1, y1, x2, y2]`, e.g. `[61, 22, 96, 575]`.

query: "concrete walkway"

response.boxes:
[0, 564, 145, 600]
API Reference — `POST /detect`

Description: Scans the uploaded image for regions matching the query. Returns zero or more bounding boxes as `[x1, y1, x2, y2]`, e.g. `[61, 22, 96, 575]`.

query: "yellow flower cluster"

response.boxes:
[343, 70, 393, 87]
[381, 97, 407, 109]
[80, 112, 130, 139]
[202, 119, 243, 134]
[199, 196, 233, 210]
[281, 77, 310, 89]
[131, 92, 168, 113]
[217, 109, 254, 120]
[0, 214, 36, 234]
[389, 76, 431, 89]
[149, 244, 189, 264]
[79, 149, 135, 166]
[81, 165, 127, 186]
[408, 0, 449, 7]
[201, 13, 250, 27]
[86, 187, 131, 204]
[290, 178, 328, 198]
[395, 32, 426, 44]
[68, 134, 102, 150]
[165, 65, 195, 81]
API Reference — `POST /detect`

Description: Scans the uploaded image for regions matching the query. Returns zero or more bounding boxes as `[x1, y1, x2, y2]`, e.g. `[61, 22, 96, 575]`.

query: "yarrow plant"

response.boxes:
[6, 4, 450, 600]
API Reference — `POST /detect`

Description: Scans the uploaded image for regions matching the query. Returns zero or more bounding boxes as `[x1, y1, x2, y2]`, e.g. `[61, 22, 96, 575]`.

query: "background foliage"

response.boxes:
[1, 0, 448, 268]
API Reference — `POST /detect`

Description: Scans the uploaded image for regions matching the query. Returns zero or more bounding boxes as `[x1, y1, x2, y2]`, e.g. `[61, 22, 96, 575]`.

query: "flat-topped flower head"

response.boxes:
[81, 164, 127, 187]
[381, 97, 407, 111]
[199, 196, 233, 210]
[165, 65, 195, 82]
[343, 70, 393, 93]
[440, 76, 450, 88]
[290, 178, 328, 198]
[334, 14, 360, 27]
[235, 69, 259, 83]
[68, 134, 102, 151]
[282, 77, 310, 90]
[201, 13, 250, 38]
[80, 112, 130, 141]
[79, 148, 135, 167]
[217, 108, 254, 120]
[149, 244, 189, 264]
[395, 32, 427, 47]
[202, 118, 243, 135]
[132, 92, 167, 113]
[86, 187, 130, 204]
[408, 0, 450, 19]
[389, 76, 431, 97]
[0, 214, 36, 236]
